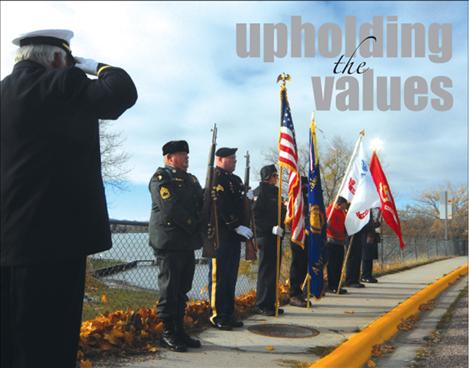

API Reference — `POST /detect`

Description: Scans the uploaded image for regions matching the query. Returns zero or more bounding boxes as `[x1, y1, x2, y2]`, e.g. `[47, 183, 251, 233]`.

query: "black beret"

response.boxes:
[260, 164, 278, 181]
[216, 147, 237, 157]
[162, 140, 189, 155]
[337, 196, 348, 205]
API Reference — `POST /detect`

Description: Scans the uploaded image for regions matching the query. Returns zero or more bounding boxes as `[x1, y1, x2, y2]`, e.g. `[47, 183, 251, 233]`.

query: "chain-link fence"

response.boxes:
[87, 220, 467, 307]
[88, 220, 258, 301]
[378, 233, 467, 266]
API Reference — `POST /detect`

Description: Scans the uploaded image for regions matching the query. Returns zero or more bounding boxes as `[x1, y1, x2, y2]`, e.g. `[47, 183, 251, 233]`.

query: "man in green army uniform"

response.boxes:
[148, 140, 204, 352]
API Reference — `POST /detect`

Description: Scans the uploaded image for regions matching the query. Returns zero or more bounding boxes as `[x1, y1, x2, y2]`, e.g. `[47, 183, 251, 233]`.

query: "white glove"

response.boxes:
[246, 190, 254, 200]
[272, 225, 284, 237]
[235, 225, 253, 239]
[74, 57, 99, 76]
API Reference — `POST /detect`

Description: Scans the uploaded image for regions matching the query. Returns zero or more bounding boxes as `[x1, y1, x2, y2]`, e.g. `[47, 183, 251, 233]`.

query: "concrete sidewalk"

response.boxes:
[114, 257, 467, 368]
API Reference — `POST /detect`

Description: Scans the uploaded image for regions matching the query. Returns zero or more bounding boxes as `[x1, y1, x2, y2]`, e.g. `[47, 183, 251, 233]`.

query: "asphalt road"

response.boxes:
[417, 287, 468, 368]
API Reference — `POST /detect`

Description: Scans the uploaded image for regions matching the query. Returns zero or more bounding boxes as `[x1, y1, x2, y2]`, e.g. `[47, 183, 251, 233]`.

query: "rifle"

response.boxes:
[243, 151, 258, 261]
[202, 124, 220, 258]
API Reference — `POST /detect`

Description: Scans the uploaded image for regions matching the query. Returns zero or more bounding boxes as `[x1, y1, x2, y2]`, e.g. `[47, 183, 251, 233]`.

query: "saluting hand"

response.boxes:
[74, 57, 99, 76]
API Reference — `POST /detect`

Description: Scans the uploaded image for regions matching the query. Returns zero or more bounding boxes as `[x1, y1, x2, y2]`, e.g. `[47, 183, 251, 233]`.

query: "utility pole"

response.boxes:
[439, 191, 450, 256]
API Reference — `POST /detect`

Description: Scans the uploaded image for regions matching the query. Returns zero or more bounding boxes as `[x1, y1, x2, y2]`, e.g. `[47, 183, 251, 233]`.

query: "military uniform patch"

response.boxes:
[215, 184, 224, 192]
[160, 186, 171, 199]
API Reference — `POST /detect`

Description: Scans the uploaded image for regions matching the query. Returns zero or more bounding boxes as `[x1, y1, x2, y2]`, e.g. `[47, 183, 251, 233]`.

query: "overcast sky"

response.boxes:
[1, 1, 467, 221]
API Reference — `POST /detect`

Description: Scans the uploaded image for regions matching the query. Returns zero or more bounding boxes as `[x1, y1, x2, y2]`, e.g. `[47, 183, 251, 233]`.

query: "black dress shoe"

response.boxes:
[255, 307, 284, 316]
[160, 334, 187, 352]
[289, 296, 307, 308]
[229, 317, 244, 328]
[329, 288, 348, 294]
[255, 307, 275, 316]
[179, 332, 201, 348]
[348, 282, 365, 288]
[361, 277, 378, 283]
[211, 320, 232, 331]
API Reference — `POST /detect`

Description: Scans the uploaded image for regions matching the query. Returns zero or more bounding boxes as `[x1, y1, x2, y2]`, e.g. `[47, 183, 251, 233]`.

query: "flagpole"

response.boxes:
[275, 166, 282, 318]
[326, 130, 365, 225]
[337, 235, 354, 293]
[275, 73, 290, 318]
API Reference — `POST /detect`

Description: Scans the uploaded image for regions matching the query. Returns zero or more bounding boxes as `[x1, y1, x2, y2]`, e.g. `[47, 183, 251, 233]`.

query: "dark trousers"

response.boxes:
[256, 235, 281, 310]
[208, 232, 240, 323]
[155, 250, 195, 322]
[289, 240, 307, 297]
[326, 241, 344, 290]
[1, 257, 86, 368]
[361, 259, 374, 279]
[346, 235, 363, 284]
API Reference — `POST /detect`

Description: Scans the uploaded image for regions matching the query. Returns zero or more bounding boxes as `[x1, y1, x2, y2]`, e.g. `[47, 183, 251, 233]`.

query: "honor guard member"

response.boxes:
[148, 141, 204, 352]
[361, 209, 381, 284]
[325, 197, 349, 294]
[288, 176, 309, 308]
[253, 165, 286, 316]
[208, 147, 253, 330]
[1, 29, 137, 368]
[344, 227, 367, 288]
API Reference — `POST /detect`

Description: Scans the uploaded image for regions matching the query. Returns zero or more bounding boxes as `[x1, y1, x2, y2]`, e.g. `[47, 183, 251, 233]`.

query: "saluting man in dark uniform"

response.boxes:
[149, 141, 204, 352]
[253, 165, 286, 316]
[1, 29, 137, 368]
[208, 147, 253, 330]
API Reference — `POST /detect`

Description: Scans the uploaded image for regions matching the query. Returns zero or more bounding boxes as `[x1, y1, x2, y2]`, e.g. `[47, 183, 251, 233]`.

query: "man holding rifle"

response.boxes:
[208, 147, 253, 330]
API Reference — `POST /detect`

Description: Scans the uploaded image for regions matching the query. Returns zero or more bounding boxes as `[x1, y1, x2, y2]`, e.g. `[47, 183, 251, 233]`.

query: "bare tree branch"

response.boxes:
[99, 120, 130, 191]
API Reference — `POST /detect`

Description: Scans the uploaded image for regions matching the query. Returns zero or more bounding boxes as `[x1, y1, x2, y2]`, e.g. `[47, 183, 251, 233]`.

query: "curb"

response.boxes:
[309, 264, 468, 368]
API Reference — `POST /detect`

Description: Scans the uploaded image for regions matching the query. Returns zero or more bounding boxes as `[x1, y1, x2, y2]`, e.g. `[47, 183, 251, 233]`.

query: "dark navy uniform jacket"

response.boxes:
[1, 60, 137, 266]
[253, 182, 286, 237]
[213, 167, 245, 234]
[148, 166, 204, 251]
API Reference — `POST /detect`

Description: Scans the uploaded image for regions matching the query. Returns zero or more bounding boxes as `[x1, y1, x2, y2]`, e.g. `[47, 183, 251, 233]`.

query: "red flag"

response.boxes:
[369, 152, 405, 249]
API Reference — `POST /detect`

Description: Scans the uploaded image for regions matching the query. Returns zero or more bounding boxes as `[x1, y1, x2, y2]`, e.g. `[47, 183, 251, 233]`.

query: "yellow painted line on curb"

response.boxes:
[309, 264, 468, 368]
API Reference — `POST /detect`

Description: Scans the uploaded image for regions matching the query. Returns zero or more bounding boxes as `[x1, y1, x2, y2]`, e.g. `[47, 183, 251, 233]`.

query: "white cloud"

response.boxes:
[2, 1, 467, 219]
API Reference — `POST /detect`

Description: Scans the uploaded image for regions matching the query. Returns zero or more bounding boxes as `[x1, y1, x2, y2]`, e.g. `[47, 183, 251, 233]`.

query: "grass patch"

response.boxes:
[436, 285, 467, 330]
[374, 256, 451, 277]
[277, 359, 311, 368]
[88, 258, 126, 270]
[83, 274, 156, 321]
[238, 259, 258, 280]
[307, 345, 337, 357]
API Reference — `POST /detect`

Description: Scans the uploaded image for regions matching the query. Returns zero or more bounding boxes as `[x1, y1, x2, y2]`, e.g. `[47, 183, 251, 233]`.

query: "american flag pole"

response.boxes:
[275, 73, 290, 318]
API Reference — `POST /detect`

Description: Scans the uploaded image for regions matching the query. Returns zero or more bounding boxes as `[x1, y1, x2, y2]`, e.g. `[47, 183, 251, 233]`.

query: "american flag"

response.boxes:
[278, 87, 305, 247]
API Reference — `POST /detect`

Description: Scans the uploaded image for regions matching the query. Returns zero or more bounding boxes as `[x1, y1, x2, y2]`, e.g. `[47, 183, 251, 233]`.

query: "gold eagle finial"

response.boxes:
[276, 73, 291, 87]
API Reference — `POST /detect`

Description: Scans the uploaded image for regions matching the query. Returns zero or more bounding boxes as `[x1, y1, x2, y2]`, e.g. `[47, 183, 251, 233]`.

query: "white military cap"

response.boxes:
[12, 29, 74, 56]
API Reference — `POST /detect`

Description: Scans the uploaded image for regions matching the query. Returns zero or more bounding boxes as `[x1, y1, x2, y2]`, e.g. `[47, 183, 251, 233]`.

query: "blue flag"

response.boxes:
[306, 117, 327, 298]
